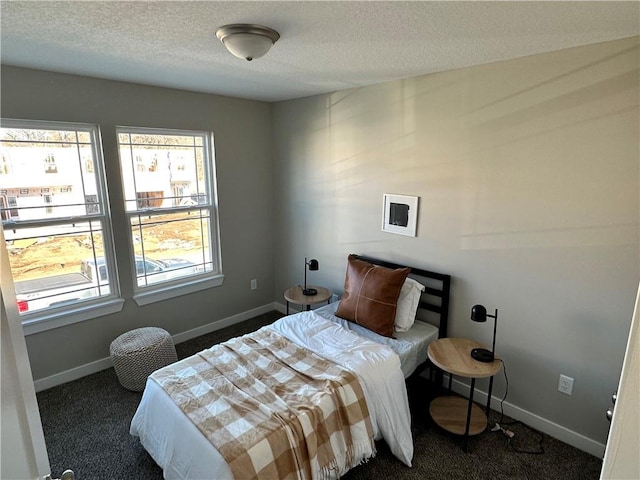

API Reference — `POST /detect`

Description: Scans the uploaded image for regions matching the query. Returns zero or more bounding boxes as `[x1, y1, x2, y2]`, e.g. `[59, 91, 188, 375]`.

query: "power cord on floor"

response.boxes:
[491, 359, 545, 455]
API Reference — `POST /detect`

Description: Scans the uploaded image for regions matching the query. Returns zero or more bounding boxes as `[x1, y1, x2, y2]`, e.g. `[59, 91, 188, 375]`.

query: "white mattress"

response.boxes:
[130, 310, 414, 479]
[313, 302, 439, 378]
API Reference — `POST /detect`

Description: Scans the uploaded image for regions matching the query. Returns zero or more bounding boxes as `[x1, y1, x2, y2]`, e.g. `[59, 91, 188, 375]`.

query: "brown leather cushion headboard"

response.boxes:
[335, 254, 410, 338]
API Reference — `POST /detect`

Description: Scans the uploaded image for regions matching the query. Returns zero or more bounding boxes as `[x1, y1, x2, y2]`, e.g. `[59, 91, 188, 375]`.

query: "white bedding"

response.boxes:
[130, 311, 414, 479]
[313, 302, 439, 377]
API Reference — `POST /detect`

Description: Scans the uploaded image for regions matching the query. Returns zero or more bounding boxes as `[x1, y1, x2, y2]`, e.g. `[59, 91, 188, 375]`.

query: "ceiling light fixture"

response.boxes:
[215, 24, 280, 61]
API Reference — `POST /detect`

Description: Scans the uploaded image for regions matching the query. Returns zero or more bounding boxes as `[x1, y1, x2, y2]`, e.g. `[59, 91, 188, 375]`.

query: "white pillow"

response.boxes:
[394, 277, 425, 332]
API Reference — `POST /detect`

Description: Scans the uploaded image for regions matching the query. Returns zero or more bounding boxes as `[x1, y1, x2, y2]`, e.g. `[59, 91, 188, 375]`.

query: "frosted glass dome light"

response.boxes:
[216, 24, 280, 61]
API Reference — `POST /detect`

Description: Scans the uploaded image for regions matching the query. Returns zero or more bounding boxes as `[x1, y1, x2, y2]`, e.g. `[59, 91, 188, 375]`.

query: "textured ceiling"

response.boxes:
[1, 1, 638, 102]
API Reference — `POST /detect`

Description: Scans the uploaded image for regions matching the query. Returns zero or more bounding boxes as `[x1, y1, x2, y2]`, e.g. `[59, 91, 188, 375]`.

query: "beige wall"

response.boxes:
[0, 66, 275, 381]
[272, 37, 640, 447]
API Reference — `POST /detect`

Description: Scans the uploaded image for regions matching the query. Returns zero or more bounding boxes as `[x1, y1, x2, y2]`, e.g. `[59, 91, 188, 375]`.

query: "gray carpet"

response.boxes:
[37, 311, 602, 480]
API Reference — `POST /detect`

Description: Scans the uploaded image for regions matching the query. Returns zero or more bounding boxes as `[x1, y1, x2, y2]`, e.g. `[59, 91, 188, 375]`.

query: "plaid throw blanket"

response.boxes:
[151, 328, 376, 480]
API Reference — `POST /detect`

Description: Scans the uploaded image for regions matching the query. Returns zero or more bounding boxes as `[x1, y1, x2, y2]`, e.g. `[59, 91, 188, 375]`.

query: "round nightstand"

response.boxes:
[427, 337, 501, 451]
[284, 286, 332, 314]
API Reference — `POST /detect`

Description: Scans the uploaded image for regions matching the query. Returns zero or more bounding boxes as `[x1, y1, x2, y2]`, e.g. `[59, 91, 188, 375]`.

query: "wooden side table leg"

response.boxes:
[463, 378, 476, 452]
[286, 301, 290, 315]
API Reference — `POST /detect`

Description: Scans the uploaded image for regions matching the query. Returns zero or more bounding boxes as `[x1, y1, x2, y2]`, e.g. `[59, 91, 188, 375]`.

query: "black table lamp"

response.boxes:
[302, 257, 319, 295]
[470, 304, 498, 362]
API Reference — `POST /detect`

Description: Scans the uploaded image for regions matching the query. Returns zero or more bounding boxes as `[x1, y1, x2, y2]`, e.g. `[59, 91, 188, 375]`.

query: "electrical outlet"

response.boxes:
[558, 374, 574, 395]
[250, 279, 257, 290]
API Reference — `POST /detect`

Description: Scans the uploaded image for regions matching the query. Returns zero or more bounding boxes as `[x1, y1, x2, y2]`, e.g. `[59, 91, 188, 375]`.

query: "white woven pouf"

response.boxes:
[110, 327, 177, 391]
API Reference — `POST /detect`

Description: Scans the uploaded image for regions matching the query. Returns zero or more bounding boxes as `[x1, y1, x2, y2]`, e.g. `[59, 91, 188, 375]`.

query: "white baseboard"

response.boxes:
[442, 375, 606, 458]
[34, 303, 606, 460]
[274, 301, 300, 315]
[34, 302, 278, 392]
[280, 301, 605, 457]
[34, 356, 114, 393]
[279, 302, 605, 457]
[171, 303, 277, 345]
[275, 302, 287, 314]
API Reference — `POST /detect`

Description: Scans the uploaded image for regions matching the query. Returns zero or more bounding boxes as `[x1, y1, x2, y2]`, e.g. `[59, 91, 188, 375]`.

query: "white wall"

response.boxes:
[272, 37, 640, 451]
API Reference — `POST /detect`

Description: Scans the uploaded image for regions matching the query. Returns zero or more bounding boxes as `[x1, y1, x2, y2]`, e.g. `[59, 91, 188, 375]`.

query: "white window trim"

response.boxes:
[1, 119, 122, 329]
[133, 273, 224, 306]
[117, 126, 223, 305]
[22, 298, 125, 335]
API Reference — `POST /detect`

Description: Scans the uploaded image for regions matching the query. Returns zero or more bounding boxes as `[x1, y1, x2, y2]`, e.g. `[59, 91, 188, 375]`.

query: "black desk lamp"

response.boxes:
[302, 257, 319, 295]
[470, 304, 498, 362]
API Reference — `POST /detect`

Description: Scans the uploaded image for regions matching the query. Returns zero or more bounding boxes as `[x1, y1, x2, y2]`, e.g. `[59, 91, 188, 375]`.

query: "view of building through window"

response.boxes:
[1, 121, 221, 320]
[117, 128, 217, 289]
[0, 121, 117, 315]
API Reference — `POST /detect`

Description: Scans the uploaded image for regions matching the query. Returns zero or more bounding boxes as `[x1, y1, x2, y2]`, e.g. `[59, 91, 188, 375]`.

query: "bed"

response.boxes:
[130, 254, 451, 479]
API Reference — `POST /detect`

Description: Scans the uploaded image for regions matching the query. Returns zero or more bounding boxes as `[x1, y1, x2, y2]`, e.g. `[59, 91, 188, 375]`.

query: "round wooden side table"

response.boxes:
[284, 286, 332, 314]
[427, 337, 501, 451]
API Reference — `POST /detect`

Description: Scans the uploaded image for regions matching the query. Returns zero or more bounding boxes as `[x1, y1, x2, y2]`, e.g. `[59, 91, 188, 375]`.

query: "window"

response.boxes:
[0, 119, 122, 333]
[84, 157, 94, 173]
[43, 152, 58, 173]
[43, 194, 54, 214]
[85, 194, 99, 214]
[117, 127, 223, 305]
[0, 154, 10, 175]
[1, 196, 19, 220]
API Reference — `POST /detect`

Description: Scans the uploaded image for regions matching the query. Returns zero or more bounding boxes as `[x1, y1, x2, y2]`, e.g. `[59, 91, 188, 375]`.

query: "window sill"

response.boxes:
[22, 298, 125, 336]
[133, 273, 225, 307]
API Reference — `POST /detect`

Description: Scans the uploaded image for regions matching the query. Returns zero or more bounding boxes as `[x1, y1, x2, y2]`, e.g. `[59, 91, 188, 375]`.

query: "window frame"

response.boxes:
[116, 126, 224, 306]
[0, 118, 123, 335]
